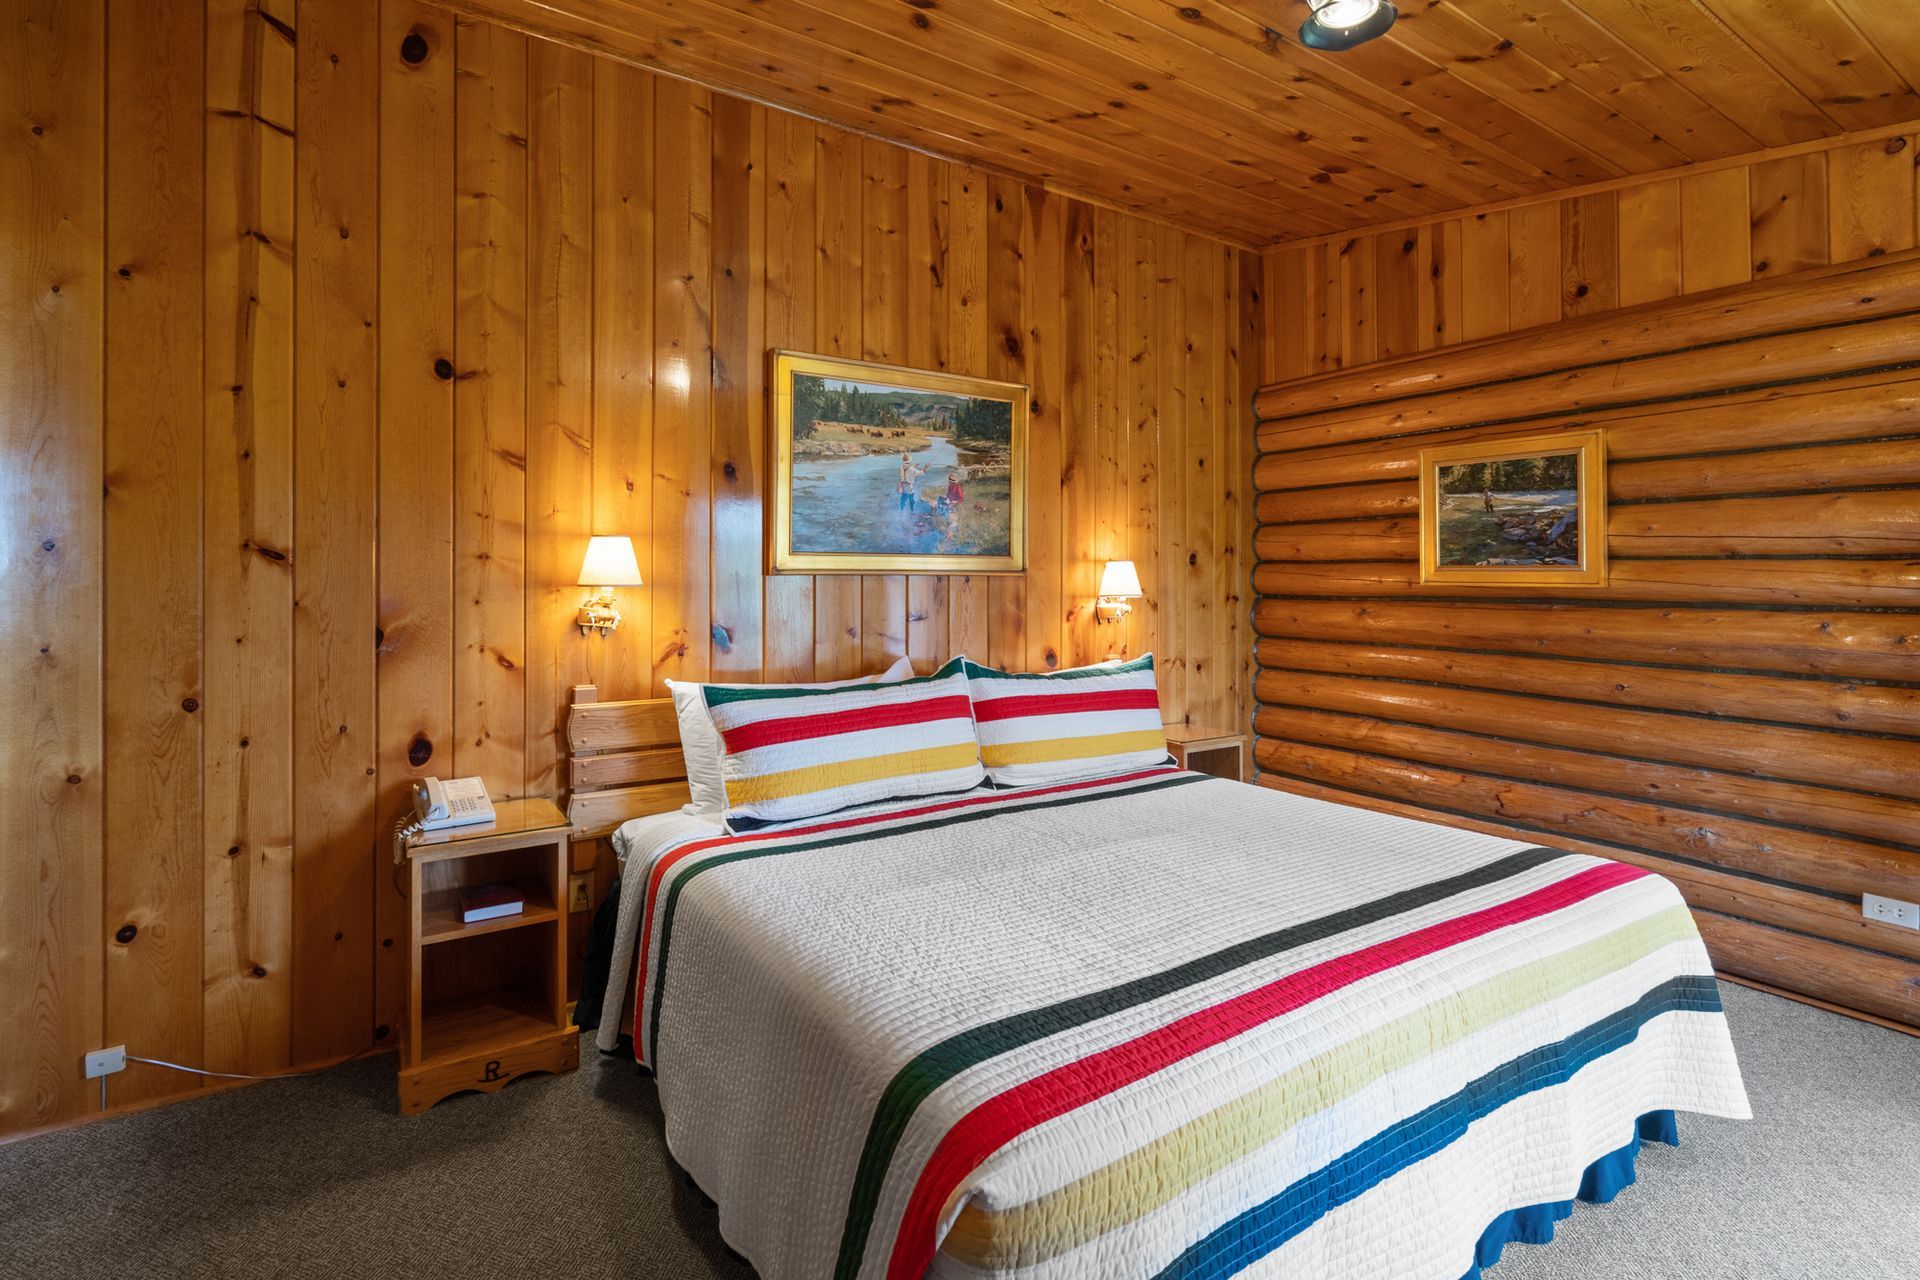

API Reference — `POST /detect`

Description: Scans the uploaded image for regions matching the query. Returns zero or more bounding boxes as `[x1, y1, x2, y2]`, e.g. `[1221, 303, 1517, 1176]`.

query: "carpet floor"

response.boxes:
[2, 982, 1914, 1279]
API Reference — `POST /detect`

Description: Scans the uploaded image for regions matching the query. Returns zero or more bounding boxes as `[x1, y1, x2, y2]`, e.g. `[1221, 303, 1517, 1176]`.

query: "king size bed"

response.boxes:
[578, 713, 1748, 1280]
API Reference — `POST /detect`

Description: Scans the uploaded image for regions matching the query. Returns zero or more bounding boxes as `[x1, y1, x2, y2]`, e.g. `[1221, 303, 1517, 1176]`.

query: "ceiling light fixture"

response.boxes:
[1299, 0, 1397, 51]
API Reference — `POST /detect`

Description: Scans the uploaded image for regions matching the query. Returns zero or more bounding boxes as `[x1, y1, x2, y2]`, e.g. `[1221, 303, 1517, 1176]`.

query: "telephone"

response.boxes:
[392, 777, 497, 867]
[413, 776, 496, 831]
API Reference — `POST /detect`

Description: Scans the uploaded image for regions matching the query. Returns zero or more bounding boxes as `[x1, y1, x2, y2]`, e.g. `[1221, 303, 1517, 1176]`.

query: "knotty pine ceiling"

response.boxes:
[454, 0, 1920, 248]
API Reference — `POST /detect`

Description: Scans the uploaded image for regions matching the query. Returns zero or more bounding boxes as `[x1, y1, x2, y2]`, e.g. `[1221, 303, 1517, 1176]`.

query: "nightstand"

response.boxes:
[396, 796, 579, 1115]
[1164, 726, 1248, 782]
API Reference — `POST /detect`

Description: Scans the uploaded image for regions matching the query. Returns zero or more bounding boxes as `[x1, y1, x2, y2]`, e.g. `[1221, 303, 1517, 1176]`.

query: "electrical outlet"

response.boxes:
[568, 873, 592, 913]
[1863, 894, 1920, 930]
[84, 1046, 126, 1079]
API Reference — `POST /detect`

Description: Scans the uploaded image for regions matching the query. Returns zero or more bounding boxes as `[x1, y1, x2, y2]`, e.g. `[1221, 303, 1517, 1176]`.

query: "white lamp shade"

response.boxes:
[578, 536, 644, 587]
[1098, 559, 1143, 599]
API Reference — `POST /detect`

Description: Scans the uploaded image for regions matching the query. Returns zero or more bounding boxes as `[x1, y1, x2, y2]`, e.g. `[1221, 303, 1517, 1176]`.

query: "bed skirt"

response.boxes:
[1461, 1110, 1680, 1280]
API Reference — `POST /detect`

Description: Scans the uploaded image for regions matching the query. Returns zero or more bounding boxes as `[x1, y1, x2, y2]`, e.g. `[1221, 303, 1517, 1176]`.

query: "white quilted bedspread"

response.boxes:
[604, 767, 1749, 1280]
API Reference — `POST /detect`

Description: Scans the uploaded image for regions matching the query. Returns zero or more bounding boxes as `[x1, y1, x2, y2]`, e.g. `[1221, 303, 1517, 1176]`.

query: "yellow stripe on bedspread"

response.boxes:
[940, 905, 1699, 1270]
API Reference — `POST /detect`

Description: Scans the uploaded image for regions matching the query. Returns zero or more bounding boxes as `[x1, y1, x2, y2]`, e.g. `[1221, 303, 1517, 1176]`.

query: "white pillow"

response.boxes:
[667, 657, 916, 814]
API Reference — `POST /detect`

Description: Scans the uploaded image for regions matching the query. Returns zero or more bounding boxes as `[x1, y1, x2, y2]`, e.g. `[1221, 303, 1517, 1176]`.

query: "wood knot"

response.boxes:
[408, 734, 433, 768]
[181, 697, 199, 713]
[434, 358, 455, 380]
[400, 31, 430, 64]
[115, 924, 137, 945]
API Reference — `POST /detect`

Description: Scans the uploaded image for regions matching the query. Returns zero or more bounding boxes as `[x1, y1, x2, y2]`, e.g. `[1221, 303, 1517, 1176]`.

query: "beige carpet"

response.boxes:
[2, 982, 1913, 1278]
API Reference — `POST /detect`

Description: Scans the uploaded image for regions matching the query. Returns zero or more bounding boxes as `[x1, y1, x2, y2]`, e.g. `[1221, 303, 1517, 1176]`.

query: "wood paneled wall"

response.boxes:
[1262, 133, 1920, 377]
[0, 0, 1258, 1140]
[1255, 147, 1920, 1028]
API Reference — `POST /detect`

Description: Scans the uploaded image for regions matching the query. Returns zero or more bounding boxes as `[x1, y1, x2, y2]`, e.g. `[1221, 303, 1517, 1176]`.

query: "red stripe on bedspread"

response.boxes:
[881, 860, 1651, 1280]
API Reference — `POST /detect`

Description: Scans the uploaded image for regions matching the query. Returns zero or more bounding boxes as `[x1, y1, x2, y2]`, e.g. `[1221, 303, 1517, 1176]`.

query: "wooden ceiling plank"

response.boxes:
[1692, 0, 1920, 131]
[802, 0, 1452, 224]
[548, 2, 1308, 240]
[701, 0, 1380, 214]
[438, 0, 1288, 239]
[575, 0, 1378, 232]
[1385, 4, 1678, 175]
[1459, 0, 1767, 160]
[1194, 0, 1631, 187]
[1829, 0, 1920, 90]
[995, 0, 1530, 210]
[948, 0, 1484, 216]
[1098, 0, 1553, 192]
[1560, 0, 1845, 144]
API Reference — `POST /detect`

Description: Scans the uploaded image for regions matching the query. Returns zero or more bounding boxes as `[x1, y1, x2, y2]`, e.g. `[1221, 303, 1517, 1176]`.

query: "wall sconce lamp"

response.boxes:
[1094, 559, 1143, 625]
[577, 535, 643, 635]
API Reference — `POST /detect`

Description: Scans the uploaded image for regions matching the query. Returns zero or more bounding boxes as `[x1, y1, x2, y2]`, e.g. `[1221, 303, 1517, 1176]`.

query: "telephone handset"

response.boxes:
[413, 776, 495, 830]
[392, 777, 496, 866]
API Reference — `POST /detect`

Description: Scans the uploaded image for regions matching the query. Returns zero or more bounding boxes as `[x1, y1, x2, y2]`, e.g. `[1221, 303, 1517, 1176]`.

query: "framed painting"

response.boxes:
[1418, 429, 1607, 588]
[769, 350, 1028, 574]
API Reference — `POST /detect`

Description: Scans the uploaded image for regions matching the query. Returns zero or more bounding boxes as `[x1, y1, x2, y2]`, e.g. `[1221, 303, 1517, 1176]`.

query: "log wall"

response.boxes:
[0, 0, 1258, 1140]
[1253, 243, 1920, 1029]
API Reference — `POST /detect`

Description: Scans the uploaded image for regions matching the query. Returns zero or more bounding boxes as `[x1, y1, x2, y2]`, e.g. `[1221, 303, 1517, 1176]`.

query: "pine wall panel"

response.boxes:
[0, 0, 1258, 1139]
[1256, 143, 1920, 1028]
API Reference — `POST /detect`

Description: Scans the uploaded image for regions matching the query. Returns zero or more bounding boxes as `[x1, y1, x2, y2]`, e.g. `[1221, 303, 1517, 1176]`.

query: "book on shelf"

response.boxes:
[457, 882, 525, 924]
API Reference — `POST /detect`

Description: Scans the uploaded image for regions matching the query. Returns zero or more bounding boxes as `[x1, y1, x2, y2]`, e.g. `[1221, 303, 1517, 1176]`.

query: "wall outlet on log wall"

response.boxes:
[1862, 895, 1920, 930]
[569, 873, 592, 913]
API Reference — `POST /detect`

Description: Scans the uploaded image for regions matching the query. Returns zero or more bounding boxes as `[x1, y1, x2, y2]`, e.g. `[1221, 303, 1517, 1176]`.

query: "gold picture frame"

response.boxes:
[769, 350, 1028, 575]
[1418, 429, 1607, 588]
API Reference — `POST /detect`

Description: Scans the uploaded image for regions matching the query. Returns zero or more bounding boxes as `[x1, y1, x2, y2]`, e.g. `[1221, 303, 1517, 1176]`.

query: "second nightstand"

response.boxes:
[1164, 726, 1249, 782]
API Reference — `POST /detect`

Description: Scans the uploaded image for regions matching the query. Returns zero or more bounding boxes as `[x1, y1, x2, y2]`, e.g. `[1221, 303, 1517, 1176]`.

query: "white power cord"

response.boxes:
[124, 1048, 383, 1082]
[95, 1046, 384, 1111]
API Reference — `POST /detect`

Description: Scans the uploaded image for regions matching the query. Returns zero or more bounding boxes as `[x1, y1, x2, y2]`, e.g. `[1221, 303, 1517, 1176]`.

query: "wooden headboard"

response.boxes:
[565, 685, 692, 838]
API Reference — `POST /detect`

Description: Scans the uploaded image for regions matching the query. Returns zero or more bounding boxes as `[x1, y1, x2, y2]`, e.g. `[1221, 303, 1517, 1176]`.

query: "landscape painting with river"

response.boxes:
[1418, 429, 1607, 589]
[771, 352, 1028, 574]
[1435, 451, 1580, 566]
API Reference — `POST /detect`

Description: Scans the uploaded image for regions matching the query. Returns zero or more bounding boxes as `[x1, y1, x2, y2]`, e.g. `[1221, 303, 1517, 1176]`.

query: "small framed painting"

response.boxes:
[769, 350, 1028, 575]
[1418, 429, 1607, 588]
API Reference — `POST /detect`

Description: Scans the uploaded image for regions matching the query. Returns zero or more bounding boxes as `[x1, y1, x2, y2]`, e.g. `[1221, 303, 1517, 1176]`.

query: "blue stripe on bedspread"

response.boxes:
[1153, 975, 1718, 1279]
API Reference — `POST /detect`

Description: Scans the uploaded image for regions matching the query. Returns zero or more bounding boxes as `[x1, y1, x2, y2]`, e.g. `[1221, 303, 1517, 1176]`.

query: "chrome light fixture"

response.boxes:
[1299, 0, 1397, 51]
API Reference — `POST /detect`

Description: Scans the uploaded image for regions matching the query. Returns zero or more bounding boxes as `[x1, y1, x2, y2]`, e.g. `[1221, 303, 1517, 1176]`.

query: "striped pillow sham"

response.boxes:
[962, 653, 1169, 787]
[704, 657, 985, 830]
[667, 657, 915, 817]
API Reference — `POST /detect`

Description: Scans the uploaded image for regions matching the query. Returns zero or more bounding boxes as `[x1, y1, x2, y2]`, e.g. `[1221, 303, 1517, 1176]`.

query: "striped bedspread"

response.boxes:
[609, 768, 1749, 1279]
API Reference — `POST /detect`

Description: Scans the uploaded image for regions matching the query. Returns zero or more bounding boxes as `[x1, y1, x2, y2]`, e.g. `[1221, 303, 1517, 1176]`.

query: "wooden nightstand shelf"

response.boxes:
[1165, 726, 1248, 782]
[396, 797, 579, 1115]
